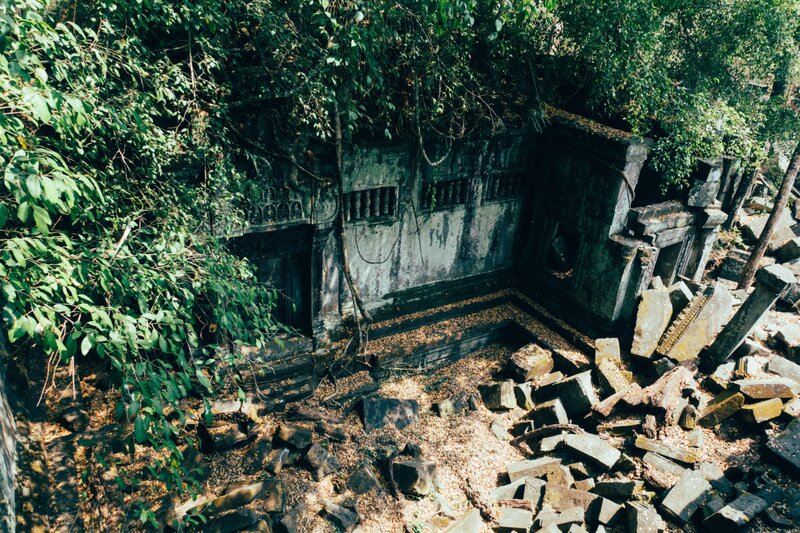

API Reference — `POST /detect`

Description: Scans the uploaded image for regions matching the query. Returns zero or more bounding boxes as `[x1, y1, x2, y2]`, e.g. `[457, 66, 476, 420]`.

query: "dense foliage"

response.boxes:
[1, 0, 798, 525]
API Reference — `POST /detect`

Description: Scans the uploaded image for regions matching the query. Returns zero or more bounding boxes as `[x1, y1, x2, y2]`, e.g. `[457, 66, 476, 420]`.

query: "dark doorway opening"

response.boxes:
[229, 225, 313, 335]
[653, 241, 685, 286]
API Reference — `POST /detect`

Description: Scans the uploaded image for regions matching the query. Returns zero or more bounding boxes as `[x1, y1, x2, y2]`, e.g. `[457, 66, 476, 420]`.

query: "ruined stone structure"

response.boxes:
[229, 109, 730, 344]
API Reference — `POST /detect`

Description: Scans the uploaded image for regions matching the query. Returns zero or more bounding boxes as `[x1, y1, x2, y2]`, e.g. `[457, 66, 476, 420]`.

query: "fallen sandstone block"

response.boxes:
[594, 338, 621, 363]
[703, 492, 768, 528]
[479, 380, 517, 410]
[392, 460, 437, 496]
[740, 398, 784, 423]
[361, 397, 420, 433]
[563, 433, 620, 471]
[537, 371, 599, 416]
[698, 390, 744, 427]
[734, 377, 800, 399]
[766, 418, 800, 475]
[497, 507, 533, 532]
[443, 509, 482, 533]
[592, 479, 644, 499]
[626, 501, 663, 533]
[507, 343, 554, 381]
[529, 399, 569, 426]
[659, 471, 711, 523]
[507, 457, 562, 482]
[634, 436, 699, 464]
[631, 290, 673, 358]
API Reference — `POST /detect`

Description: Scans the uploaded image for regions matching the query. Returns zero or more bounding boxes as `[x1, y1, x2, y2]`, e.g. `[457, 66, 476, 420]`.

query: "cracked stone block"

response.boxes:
[199, 422, 249, 453]
[491, 477, 528, 503]
[767, 355, 800, 383]
[507, 457, 562, 482]
[631, 290, 673, 358]
[698, 390, 744, 427]
[436, 392, 469, 418]
[479, 380, 517, 410]
[634, 436, 699, 464]
[626, 501, 663, 533]
[322, 501, 358, 532]
[347, 462, 381, 494]
[204, 481, 263, 515]
[529, 399, 569, 426]
[741, 398, 784, 423]
[524, 478, 547, 511]
[361, 397, 420, 433]
[660, 471, 712, 523]
[668, 281, 693, 317]
[545, 371, 599, 416]
[734, 378, 800, 399]
[596, 359, 631, 395]
[783, 396, 800, 417]
[703, 492, 768, 528]
[592, 479, 644, 499]
[588, 497, 622, 526]
[393, 460, 437, 496]
[274, 424, 313, 450]
[304, 444, 341, 480]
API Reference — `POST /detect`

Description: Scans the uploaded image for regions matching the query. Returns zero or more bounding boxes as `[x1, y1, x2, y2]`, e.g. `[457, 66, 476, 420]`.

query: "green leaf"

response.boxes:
[26, 174, 41, 198]
[0, 203, 8, 228]
[195, 369, 213, 392]
[17, 202, 30, 223]
[134, 415, 147, 443]
[32, 205, 51, 232]
[22, 87, 51, 123]
[80, 335, 93, 355]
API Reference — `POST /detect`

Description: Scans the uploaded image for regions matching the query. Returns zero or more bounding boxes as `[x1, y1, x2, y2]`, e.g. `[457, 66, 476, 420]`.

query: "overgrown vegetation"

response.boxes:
[1, 0, 798, 524]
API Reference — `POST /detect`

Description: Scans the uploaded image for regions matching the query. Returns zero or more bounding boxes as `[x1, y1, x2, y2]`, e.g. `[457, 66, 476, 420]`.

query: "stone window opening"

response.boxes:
[344, 186, 398, 222]
[484, 170, 522, 202]
[420, 178, 468, 210]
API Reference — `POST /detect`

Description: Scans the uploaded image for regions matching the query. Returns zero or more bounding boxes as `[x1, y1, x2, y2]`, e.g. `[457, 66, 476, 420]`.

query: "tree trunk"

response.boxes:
[737, 141, 800, 290]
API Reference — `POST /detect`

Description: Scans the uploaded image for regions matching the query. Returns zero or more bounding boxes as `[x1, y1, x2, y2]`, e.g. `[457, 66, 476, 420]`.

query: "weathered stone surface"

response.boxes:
[497, 507, 533, 532]
[479, 380, 517, 410]
[698, 390, 745, 427]
[740, 210, 796, 251]
[267, 448, 291, 475]
[784, 396, 800, 417]
[668, 282, 693, 317]
[545, 371, 599, 416]
[514, 383, 534, 410]
[552, 349, 591, 374]
[278, 503, 304, 533]
[529, 399, 569, 426]
[660, 471, 711, 523]
[274, 424, 313, 450]
[304, 444, 340, 480]
[768, 355, 800, 383]
[588, 497, 622, 526]
[443, 508, 482, 533]
[631, 290, 673, 358]
[741, 398, 784, 423]
[524, 477, 547, 509]
[347, 462, 381, 494]
[634, 436, 699, 464]
[696, 462, 733, 496]
[573, 478, 595, 492]
[718, 249, 748, 282]
[686, 428, 704, 447]
[361, 397, 420, 433]
[776, 237, 800, 262]
[735, 377, 800, 399]
[703, 492, 768, 528]
[393, 460, 437, 496]
[595, 338, 621, 363]
[534, 504, 584, 530]
[258, 478, 285, 513]
[491, 477, 528, 503]
[563, 433, 620, 471]
[508, 344, 554, 381]
[592, 479, 644, 499]
[507, 457, 562, 482]
[199, 422, 248, 453]
[203, 508, 260, 533]
[205, 481, 263, 515]
[678, 404, 698, 429]
[659, 283, 733, 362]
[626, 502, 663, 533]
[322, 501, 358, 532]
[436, 392, 470, 418]
[766, 418, 800, 475]
[596, 359, 631, 395]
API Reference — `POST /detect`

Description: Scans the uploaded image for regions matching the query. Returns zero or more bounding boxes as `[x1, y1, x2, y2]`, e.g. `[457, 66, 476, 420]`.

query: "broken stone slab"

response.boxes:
[734, 377, 800, 399]
[626, 501, 663, 533]
[491, 477, 528, 503]
[594, 338, 621, 364]
[703, 492, 768, 528]
[203, 508, 260, 533]
[524, 478, 547, 511]
[768, 355, 800, 383]
[696, 462, 734, 496]
[631, 290, 673, 358]
[772, 323, 800, 358]
[705, 264, 796, 366]
[347, 462, 381, 494]
[698, 390, 745, 427]
[537, 371, 599, 416]
[267, 447, 291, 475]
[784, 396, 800, 417]
[529, 399, 569, 426]
[443, 508, 483, 533]
[658, 283, 733, 362]
[686, 428, 704, 447]
[552, 349, 592, 374]
[634, 436, 699, 464]
[515, 383, 535, 410]
[479, 380, 517, 410]
[563, 433, 620, 471]
[642, 452, 686, 480]
[508, 343, 554, 381]
[534, 505, 584, 530]
[199, 422, 249, 453]
[497, 507, 533, 532]
[668, 282, 693, 317]
[360, 397, 420, 433]
[573, 478, 595, 492]
[203, 481, 264, 516]
[596, 359, 631, 395]
[393, 460, 437, 496]
[740, 210, 796, 251]
[741, 398, 784, 423]
[507, 457, 562, 482]
[776, 236, 800, 262]
[659, 471, 712, 523]
[273, 424, 313, 450]
[678, 404, 698, 429]
[322, 501, 358, 532]
[304, 444, 340, 480]
[436, 391, 470, 418]
[766, 418, 800, 475]
[588, 497, 623, 526]
[592, 479, 644, 499]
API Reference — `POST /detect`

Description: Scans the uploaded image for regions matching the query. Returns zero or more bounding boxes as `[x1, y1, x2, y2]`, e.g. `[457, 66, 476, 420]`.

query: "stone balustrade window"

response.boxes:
[344, 186, 397, 222]
[484, 171, 522, 202]
[421, 178, 467, 210]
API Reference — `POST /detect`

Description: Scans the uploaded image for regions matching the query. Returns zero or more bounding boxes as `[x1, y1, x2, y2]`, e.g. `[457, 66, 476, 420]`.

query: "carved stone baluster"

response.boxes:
[380, 187, 389, 215]
[353, 191, 361, 220]
[344, 193, 352, 222]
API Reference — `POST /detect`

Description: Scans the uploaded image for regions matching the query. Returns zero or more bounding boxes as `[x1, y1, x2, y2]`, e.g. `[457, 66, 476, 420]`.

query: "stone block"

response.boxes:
[529, 399, 569, 426]
[660, 283, 733, 362]
[634, 436, 699, 464]
[741, 398, 784, 423]
[592, 479, 644, 499]
[273, 424, 313, 450]
[199, 422, 249, 453]
[507, 344, 554, 381]
[392, 460, 437, 496]
[479, 380, 517, 410]
[783, 396, 800, 417]
[698, 390, 744, 427]
[347, 463, 381, 494]
[631, 290, 673, 358]
[767, 355, 800, 383]
[734, 377, 800, 399]
[741, 210, 796, 251]
[703, 492, 768, 528]
[436, 392, 469, 418]
[524, 477, 547, 510]
[668, 281, 693, 317]
[688, 179, 720, 208]
[626, 501, 663, 533]
[545, 371, 599, 416]
[596, 359, 631, 395]
[534, 505, 584, 530]
[515, 383, 534, 410]
[322, 501, 358, 532]
[642, 452, 686, 480]
[718, 250, 748, 282]
[497, 507, 533, 532]
[588, 497, 623, 526]
[594, 338, 621, 363]
[491, 477, 528, 503]
[507, 457, 562, 482]
[766, 418, 800, 475]
[443, 508, 482, 533]
[696, 462, 733, 496]
[204, 481, 263, 515]
[563, 433, 620, 471]
[304, 444, 340, 480]
[660, 471, 712, 523]
[361, 397, 420, 433]
[777, 237, 800, 262]
[203, 508, 260, 533]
